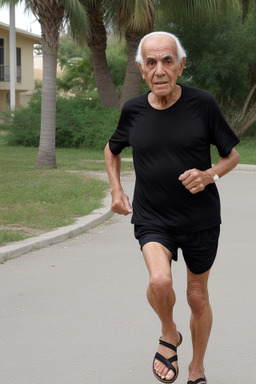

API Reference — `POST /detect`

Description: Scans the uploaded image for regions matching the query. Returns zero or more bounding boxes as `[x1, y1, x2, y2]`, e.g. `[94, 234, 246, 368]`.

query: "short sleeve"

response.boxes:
[108, 102, 131, 155]
[207, 96, 239, 157]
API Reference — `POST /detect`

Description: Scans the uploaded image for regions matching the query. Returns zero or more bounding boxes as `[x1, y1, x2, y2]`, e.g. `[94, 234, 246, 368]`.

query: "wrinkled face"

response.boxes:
[139, 35, 185, 98]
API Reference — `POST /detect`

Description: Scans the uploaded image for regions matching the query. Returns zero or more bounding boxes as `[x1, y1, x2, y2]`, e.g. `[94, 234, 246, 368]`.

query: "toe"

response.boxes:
[165, 368, 175, 381]
[154, 361, 168, 379]
[161, 367, 169, 379]
[155, 362, 164, 378]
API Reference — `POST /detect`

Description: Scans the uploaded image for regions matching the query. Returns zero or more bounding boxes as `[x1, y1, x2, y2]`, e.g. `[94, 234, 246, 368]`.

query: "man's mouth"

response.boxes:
[154, 81, 168, 85]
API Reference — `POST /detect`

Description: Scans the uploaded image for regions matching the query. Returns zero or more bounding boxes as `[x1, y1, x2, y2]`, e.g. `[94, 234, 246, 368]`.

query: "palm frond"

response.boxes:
[159, 0, 240, 24]
[61, 0, 89, 38]
[127, 0, 154, 32]
[104, 0, 154, 35]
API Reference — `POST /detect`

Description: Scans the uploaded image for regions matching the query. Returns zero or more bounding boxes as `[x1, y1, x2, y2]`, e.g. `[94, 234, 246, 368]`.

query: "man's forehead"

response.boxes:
[142, 35, 177, 57]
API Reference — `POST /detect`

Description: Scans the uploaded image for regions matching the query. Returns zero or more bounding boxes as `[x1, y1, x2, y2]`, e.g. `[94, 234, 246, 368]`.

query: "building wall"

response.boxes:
[34, 55, 63, 82]
[0, 24, 40, 110]
[34, 54, 43, 81]
[0, 27, 10, 99]
[16, 34, 35, 90]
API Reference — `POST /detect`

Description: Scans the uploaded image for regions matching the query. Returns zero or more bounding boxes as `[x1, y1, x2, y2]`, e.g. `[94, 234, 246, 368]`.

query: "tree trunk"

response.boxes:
[89, 44, 120, 108]
[241, 0, 249, 22]
[87, 4, 120, 108]
[120, 30, 145, 108]
[35, 1, 64, 168]
[239, 112, 256, 136]
[242, 83, 256, 117]
[36, 50, 58, 168]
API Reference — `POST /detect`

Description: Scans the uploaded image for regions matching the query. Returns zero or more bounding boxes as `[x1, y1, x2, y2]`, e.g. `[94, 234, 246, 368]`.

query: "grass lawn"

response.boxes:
[211, 136, 256, 165]
[0, 138, 124, 246]
[0, 134, 255, 246]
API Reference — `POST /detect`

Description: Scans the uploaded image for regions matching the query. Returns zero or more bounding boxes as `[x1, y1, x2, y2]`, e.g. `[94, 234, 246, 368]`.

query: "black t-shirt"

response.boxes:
[109, 84, 239, 234]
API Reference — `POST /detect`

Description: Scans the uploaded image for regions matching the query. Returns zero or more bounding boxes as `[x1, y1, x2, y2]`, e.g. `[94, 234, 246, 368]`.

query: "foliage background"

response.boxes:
[169, 12, 256, 109]
[2, 2, 256, 148]
[5, 91, 120, 150]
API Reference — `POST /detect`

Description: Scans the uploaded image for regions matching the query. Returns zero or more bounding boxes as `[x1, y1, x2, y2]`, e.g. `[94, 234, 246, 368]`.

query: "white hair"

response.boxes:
[135, 31, 187, 68]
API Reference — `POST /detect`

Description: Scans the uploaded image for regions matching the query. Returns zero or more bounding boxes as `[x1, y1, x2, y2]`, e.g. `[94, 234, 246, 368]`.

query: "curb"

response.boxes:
[234, 164, 256, 171]
[0, 194, 114, 263]
[0, 164, 255, 263]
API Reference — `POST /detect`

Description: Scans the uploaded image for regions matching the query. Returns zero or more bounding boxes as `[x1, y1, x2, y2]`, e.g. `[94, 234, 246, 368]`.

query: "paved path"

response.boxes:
[0, 169, 255, 383]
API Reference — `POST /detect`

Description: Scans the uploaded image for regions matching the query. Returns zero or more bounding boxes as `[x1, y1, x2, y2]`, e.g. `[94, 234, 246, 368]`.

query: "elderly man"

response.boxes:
[104, 32, 240, 384]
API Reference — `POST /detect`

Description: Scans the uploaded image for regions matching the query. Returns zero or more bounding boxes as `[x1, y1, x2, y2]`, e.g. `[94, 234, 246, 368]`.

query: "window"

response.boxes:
[16, 47, 21, 66]
[16, 47, 21, 82]
[0, 38, 4, 65]
[0, 38, 4, 81]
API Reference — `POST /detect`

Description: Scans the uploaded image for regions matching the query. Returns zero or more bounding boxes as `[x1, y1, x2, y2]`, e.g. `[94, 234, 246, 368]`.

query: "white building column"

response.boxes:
[9, 4, 16, 110]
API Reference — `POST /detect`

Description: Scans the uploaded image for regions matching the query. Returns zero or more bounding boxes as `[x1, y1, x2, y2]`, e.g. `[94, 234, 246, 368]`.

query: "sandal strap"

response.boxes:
[187, 377, 207, 384]
[154, 352, 177, 372]
[159, 339, 177, 352]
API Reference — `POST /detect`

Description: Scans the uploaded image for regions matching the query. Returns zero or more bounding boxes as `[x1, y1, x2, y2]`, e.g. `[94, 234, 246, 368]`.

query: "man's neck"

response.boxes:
[148, 85, 182, 110]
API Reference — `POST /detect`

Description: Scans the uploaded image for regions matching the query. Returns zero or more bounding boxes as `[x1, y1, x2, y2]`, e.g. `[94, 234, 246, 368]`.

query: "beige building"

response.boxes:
[0, 21, 41, 110]
[34, 54, 63, 82]
[34, 54, 43, 81]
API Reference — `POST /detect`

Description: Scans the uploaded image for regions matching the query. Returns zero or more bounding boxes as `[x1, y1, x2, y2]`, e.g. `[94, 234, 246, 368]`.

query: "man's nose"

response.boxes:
[155, 61, 165, 76]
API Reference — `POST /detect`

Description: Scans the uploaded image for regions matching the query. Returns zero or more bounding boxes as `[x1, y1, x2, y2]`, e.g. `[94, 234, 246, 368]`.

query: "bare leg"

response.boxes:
[143, 242, 180, 381]
[186, 267, 212, 383]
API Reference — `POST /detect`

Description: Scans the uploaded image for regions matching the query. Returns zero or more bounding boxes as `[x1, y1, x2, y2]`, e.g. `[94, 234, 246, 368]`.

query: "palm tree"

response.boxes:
[1, 0, 90, 168]
[85, 0, 120, 108]
[78, 0, 240, 109]
[112, 0, 155, 107]
[27, 0, 90, 169]
[79, 0, 154, 109]
[0, 0, 243, 166]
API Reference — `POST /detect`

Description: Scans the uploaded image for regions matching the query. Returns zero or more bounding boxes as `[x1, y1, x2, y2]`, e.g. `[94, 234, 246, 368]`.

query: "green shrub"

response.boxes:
[7, 90, 41, 146]
[55, 95, 120, 149]
[5, 91, 120, 150]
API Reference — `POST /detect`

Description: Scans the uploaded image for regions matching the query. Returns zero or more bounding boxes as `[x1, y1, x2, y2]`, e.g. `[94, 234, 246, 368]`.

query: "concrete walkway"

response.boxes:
[0, 167, 255, 383]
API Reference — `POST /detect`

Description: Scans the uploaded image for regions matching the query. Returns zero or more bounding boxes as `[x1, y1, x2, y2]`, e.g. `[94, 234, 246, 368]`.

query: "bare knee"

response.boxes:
[187, 279, 209, 317]
[149, 273, 173, 299]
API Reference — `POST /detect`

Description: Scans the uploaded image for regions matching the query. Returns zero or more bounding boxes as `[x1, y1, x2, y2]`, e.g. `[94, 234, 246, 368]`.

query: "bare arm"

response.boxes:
[104, 143, 132, 215]
[179, 147, 240, 194]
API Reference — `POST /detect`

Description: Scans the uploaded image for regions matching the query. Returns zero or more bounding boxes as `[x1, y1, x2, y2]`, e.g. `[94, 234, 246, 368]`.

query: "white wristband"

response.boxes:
[213, 174, 219, 182]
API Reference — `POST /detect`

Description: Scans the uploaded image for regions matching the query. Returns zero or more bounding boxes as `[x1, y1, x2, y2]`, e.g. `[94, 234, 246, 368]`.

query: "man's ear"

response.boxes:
[138, 63, 145, 79]
[179, 57, 186, 76]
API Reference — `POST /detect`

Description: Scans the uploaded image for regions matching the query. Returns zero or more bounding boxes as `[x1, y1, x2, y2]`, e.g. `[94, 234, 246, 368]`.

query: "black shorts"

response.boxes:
[134, 225, 220, 275]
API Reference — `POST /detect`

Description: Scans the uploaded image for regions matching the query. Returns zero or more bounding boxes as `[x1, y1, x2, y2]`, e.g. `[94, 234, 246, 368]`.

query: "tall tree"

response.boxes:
[1, 0, 90, 168]
[85, 1, 120, 108]
[29, 0, 89, 168]
[108, 0, 154, 107]
[78, 0, 154, 108]
[77, 0, 240, 109]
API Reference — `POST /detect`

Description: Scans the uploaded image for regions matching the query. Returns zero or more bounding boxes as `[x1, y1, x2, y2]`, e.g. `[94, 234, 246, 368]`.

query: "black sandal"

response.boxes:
[152, 333, 183, 383]
[187, 376, 207, 384]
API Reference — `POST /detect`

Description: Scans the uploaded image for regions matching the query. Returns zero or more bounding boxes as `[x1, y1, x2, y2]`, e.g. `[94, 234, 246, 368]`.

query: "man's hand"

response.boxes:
[111, 189, 133, 215]
[104, 143, 132, 216]
[178, 168, 212, 194]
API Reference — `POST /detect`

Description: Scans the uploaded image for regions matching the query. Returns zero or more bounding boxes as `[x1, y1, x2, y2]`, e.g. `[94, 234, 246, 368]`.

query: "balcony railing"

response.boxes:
[0, 65, 21, 82]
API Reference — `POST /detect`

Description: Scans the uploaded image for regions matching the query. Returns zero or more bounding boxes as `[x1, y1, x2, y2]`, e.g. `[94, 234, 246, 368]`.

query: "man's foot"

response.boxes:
[153, 332, 182, 383]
